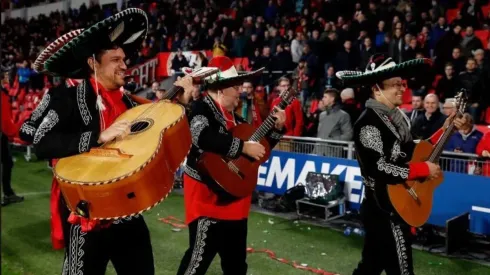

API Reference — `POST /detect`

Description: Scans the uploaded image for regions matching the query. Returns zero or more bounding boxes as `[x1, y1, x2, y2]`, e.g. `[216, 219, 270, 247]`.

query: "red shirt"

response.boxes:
[184, 99, 252, 224]
[50, 79, 129, 249]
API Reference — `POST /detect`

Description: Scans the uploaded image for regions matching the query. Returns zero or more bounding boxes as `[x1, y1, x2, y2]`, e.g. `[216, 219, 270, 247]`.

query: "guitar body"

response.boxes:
[197, 123, 272, 198]
[54, 102, 191, 220]
[387, 140, 444, 227]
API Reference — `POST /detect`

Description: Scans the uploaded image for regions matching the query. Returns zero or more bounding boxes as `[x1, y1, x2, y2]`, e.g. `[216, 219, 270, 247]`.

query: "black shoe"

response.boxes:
[1, 194, 24, 206]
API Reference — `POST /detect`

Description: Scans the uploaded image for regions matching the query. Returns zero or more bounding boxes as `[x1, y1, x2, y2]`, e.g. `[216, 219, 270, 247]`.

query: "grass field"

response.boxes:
[2, 152, 490, 275]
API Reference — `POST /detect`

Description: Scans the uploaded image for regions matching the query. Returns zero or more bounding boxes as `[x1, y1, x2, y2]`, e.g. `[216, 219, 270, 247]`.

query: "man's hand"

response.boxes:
[425, 161, 442, 180]
[482, 150, 490, 158]
[443, 112, 469, 131]
[174, 75, 194, 104]
[98, 120, 131, 144]
[272, 107, 286, 130]
[243, 141, 265, 161]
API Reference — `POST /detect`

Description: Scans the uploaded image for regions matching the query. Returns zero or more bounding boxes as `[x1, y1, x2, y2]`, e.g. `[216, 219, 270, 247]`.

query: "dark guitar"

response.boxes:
[387, 91, 467, 227]
[197, 88, 296, 198]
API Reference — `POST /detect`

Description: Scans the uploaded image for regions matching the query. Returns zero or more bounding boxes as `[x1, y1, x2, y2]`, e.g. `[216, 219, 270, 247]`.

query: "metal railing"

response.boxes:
[276, 136, 488, 176]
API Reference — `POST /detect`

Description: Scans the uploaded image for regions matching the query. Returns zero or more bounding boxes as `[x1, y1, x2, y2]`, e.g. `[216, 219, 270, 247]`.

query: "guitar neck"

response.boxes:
[249, 98, 289, 142]
[161, 85, 184, 101]
[428, 123, 456, 163]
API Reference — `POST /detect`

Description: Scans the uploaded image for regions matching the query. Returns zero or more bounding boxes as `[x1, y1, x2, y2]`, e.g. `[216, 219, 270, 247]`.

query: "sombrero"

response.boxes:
[335, 53, 433, 86]
[202, 56, 264, 90]
[35, 8, 148, 79]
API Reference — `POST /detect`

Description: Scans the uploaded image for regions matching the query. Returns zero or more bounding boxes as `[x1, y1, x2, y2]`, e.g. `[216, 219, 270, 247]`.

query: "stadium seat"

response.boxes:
[432, 74, 443, 88]
[446, 8, 459, 24]
[11, 101, 20, 123]
[482, 5, 490, 18]
[484, 107, 490, 125]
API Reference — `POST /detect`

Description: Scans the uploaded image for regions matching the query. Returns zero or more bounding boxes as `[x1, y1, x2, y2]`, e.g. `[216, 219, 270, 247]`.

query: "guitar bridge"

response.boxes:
[226, 161, 244, 180]
[407, 187, 421, 205]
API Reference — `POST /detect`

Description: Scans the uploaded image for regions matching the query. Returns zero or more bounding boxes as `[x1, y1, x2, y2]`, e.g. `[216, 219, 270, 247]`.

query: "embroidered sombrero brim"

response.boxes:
[203, 68, 265, 90]
[43, 8, 148, 79]
[336, 58, 433, 86]
[33, 29, 84, 74]
[200, 56, 265, 90]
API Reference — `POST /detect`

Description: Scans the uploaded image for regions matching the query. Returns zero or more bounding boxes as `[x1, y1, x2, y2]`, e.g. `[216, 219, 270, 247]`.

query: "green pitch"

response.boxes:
[1, 153, 489, 275]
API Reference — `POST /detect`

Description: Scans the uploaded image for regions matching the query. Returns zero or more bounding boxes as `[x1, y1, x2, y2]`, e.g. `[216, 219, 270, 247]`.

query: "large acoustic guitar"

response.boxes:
[197, 88, 297, 198]
[54, 67, 218, 220]
[387, 91, 467, 227]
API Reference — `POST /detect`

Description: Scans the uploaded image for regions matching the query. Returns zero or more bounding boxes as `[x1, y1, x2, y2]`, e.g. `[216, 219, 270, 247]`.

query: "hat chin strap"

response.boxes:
[375, 84, 397, 109]
[93, 54, 107, 130]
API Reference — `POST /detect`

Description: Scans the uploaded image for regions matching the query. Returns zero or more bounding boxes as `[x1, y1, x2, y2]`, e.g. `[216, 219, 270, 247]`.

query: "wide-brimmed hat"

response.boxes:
[201, 56, 264, 90]
[36, 8, 148, 79]
[335, 53, 433, 86]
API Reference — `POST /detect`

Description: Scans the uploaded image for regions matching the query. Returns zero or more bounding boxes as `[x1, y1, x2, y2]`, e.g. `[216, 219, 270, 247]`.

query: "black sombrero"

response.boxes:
[36, 8, 148, 79]
[335, 53, 433, 86]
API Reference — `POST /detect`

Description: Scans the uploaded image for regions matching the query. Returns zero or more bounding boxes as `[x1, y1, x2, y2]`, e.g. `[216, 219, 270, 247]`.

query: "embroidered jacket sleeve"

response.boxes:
[31, 93, 100, 160]
[18, 91, 53, 143]
[356, 124, 429, 183]
[189, 106, 244, 159]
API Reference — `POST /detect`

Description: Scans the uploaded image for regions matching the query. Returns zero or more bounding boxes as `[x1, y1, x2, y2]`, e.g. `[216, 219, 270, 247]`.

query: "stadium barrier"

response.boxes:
[258, 136, 490, 236]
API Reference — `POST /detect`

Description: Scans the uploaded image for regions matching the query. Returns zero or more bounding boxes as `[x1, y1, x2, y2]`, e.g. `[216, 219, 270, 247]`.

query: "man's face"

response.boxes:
[152, 82, 159, 92]
[93, 48, 127, 89]
[445, 65, 454, 77]
[424, 95, 439, 114]
[452, 48, 460, 59]
[412, 96, 422, 109]
[277, 80, 290, 93]
[378, 77, 405, 107]
[322, 93, 335, 107]
[466, 60, 476, 71]
[241, 82, 254, 98]
[443, 103, 456, 116]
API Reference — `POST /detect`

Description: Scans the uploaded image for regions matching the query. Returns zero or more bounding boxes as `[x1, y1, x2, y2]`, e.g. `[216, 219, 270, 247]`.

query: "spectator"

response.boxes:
[147, 81, 160, 100]
[411, 94, 447, 139]
[476, 130, 490, 176]
[436, 63, 459, 102]
[271, 77, 303, 137]
[445, 113, 482, 154]
[458, 57, 483, 122]
[448, 47, 466, 75]
[171, 49, 190, 76]
[442, 98, 457, 116]
[235, 81, 265, 128]
[360, 37, 376, 70]
[317, 88, 353, 142]
[340, 88, 360, 125]
[434, 25, 462, 72]
[154, 89, 166, 102]
[460, 26, 483, 57]
[406, 93, 425, 123]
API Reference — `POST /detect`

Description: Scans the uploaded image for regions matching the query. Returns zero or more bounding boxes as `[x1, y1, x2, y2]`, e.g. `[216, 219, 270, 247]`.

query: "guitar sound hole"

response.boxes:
[130, 119, 154, 135]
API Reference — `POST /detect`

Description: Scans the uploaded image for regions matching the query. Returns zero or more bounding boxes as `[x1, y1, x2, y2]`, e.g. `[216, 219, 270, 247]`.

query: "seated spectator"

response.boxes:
[476, 130, 490, 176]
[154, 89, 166, 102]
[271, 77, 303, 137]
[171, 49, 189, 75]
[340, 88, 360, 125]
[460, 26, 483, 57]
[445, 113, 483, 172]
[442, 98, 457, 116]
[317, 89, 353, 142]
[436, 63, 459, 103]
[406, 93, 425, 123]
[458, 57, 483, 122]
[412, 94, 447, 140]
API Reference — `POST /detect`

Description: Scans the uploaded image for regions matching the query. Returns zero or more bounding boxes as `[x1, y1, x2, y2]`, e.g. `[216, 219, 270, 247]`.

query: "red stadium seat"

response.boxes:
[446, 9, 459, 24]
[432, 74, 443, 88]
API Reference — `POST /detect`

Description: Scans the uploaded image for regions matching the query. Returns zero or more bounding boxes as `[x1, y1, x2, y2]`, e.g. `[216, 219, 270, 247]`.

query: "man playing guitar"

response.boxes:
[336, 54, 469, 275]
[177, 56, 286, 275]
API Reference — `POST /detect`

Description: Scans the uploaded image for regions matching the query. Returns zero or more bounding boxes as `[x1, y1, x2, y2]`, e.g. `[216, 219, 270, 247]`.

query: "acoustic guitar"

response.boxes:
[197, 88, 297, 198]
[387, 91, 468, 227]
[54, 67, 218, 220]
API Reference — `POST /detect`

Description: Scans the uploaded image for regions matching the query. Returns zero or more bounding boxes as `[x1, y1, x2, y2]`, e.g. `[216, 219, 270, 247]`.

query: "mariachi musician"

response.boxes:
[336, 54, 469, 275]
[176, 56, 287, 275]
[18, 8, 194, 275]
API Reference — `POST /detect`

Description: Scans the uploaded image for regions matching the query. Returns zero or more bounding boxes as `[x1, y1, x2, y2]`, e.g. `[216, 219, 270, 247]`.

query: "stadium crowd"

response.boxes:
[2, 0, 490, 176]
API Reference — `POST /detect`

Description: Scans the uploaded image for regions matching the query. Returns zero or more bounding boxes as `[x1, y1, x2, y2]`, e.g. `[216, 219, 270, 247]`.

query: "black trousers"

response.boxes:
[59, 198, 155, 275]
[353, 199, 414, 275]
[1, 134, 14, 196]
[177, 217, 248, 275]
